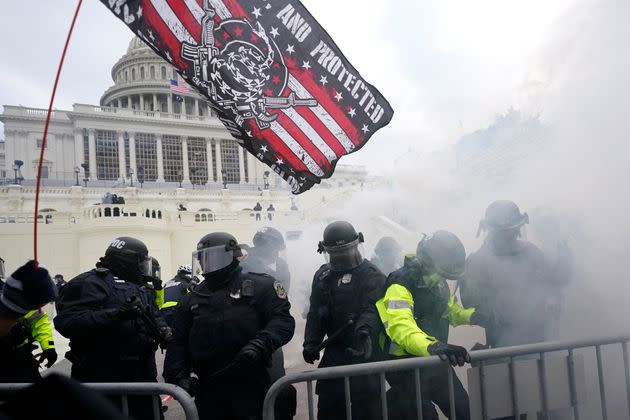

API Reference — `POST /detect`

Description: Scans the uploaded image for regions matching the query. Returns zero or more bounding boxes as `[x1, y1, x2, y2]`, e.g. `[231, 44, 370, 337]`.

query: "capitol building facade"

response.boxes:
[0, 37, 278, 188]
[0, 37, 375, 280]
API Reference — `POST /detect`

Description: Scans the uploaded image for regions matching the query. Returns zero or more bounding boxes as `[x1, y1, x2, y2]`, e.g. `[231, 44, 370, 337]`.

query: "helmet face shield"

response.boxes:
[192, 245, 238, 276]
[323, 239, 363, 271]
[0, 258, 5, 280]
[138, 257, 153, 277]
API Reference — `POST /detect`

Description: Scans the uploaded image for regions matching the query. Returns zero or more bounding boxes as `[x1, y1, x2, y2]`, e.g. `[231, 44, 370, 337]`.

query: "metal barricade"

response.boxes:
[0, 382, 199, 420]
[263, 335, 630, 420]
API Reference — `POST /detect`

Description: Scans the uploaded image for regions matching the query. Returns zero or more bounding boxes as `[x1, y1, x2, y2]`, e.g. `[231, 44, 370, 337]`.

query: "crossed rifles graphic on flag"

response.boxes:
[181, 0, 318, 130]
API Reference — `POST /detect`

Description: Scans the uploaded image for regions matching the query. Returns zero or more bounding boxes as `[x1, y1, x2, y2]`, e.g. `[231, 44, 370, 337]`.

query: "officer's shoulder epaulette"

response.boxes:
[315, 264, 330, 280]
[94, 267, 110, 277]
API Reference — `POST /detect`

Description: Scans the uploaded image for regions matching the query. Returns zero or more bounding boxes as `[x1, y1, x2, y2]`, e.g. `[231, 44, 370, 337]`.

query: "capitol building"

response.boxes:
[0, 37, 377, 280]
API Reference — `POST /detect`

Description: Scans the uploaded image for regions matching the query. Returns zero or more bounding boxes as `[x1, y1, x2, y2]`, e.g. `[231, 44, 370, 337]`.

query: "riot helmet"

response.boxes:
[416, 230, 466, 280]
[373, 236, 403, 272]
[177, 264, 192, 278]
[318, 221, 364, 271]
[253, 227, 286, 251]
[479, 200, 529, 234]
[192, 232, 244, 277]
[100, 237, 152, 284]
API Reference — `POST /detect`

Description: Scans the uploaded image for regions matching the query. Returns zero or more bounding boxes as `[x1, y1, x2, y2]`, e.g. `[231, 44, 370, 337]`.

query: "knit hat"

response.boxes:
[0, 261, 57, 318]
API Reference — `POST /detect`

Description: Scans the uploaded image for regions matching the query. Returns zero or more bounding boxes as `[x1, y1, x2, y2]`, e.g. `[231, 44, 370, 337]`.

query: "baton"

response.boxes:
[316, 319, 355, 352]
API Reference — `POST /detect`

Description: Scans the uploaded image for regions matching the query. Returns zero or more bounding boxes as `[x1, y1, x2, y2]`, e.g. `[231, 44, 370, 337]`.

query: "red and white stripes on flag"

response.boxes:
[170, 79, 190, 94]
[142, 0, 359, 178]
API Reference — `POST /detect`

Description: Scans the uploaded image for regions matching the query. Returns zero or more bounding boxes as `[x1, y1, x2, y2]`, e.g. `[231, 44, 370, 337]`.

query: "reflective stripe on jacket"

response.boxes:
[21, 310, 55, 350]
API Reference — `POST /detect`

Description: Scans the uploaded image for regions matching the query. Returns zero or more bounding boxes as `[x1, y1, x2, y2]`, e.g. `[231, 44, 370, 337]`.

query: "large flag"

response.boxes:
[100, 0, 394, 193]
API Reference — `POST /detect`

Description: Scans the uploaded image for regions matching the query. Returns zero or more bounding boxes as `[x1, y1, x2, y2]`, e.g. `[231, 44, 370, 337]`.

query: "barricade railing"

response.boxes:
[0, 382, 199, 420]
[263, 334, 630, 420]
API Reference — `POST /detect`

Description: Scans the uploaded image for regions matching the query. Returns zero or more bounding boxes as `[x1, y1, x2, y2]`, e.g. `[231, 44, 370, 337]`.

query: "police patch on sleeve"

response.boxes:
[274, 281, 287, 299]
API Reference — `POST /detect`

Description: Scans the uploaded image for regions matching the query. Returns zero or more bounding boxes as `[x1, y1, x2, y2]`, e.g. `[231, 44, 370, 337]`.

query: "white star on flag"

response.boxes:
[270, 27, 279, 38]
[334, 91, 343, 102]
[246, 131, 252, 137]
[320, 76, 328, 85]
[276, 158, 284, 165]
[137, 6, 142, 18]
[302, 61, 312, 70]
[286, 45, 295, 55]
[252, 7, 262, 18]
[260, 145, 268, 153]
[361, 124, 370, 134]
[148, 29, 155, 41]
[265, 3, 272, 9]
[348, 108, 356, 117]
[165, 51, 172, 61]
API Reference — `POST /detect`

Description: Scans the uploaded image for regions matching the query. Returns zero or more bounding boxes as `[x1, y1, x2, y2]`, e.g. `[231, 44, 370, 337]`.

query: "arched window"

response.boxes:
[152, 210, 156, 219]
[140, 67, 145, 79]
[125, 71, 128, 81]
[145, 209, 150, 218]
[161, 67, 167, 79]
[195, 214, 200, 222]
[201, 214, 207, 222]
[113, 208, 120, 217]
[157, 211, 162, 219]
[104, 207, 112, 217]
[132, 68, 136, 80]
[150, 66, 155, 79]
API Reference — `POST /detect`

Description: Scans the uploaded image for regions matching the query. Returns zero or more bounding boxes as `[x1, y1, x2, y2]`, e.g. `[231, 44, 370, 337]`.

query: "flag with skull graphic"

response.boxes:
[100, 0, 393, 193]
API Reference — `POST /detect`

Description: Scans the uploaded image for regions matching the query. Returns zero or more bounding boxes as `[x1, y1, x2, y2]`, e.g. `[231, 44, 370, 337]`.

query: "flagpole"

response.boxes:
[33, 0, 83, 267]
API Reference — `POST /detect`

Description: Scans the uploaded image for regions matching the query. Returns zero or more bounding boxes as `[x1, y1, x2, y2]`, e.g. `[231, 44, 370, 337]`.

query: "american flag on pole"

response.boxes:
[170, 78, 190, 94]
[99, 0, 394, 193]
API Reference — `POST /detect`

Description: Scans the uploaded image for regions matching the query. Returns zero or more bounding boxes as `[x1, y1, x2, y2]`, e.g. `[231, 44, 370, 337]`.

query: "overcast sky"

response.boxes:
[0, 0, 577, 170]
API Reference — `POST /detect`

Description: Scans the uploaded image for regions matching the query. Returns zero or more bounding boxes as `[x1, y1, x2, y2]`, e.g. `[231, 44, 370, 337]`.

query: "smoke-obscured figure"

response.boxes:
[55, 237, 169, 420]
[241, 227, 296, 420]
[371, 236, 403, 276]
[243, 227, 291, 292]
[460, 201, 571, 348]
[163, 232, 294, 420]
[303, 221, 385, 420]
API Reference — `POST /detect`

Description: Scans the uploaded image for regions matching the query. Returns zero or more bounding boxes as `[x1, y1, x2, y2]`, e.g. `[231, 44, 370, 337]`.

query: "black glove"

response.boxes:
[345, 329, 373, 360]
[470, 310, 493, 328]
[115, 298, 143, 320]
[37, 348, 58, 368]
[176, 377, 198, 398]
[159, 326, 173, 349]
[235, 338, 269, 368]
[428, 341, 471, 367]
[303, 346, 320, 364]
[151, 277, 163, 291]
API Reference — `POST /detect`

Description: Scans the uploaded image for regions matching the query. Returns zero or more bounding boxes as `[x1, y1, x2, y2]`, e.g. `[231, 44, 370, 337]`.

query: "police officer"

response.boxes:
[303, 221, 386, 420]
[374, 231, 486, 420]
[460, 200, 570, 348]
[160, 264, 194, 327]
[0, 260, 58, 382]
[163, 232, 295, 420]
[241, 227, 296, 420]
[145, 257, 164, 310]
[371, 236, 403, 275]
[55, 237, 169, 420]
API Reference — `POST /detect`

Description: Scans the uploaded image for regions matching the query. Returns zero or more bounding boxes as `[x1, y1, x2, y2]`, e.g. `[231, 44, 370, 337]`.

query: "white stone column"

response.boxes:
[152, 94, 158, 111]
[182, 137, 190, 183]
[117, 131, 126, 181]
[117, 98, 122, 108]
[156, 134, 165, 182]
[139, 94, 145, 111]
[129, 132, 137, 180]
[205, 138, 214, 183]
[247, 150, 258, 185]
[237, 144, 246, 184]
[127, 96, 132, 109]
[167, 94, 173, 114]
[88, 129, 97, 180]
[74, 129, 84, 166]
[195, 99, 200, 117]
[215, 140, 223, 184]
